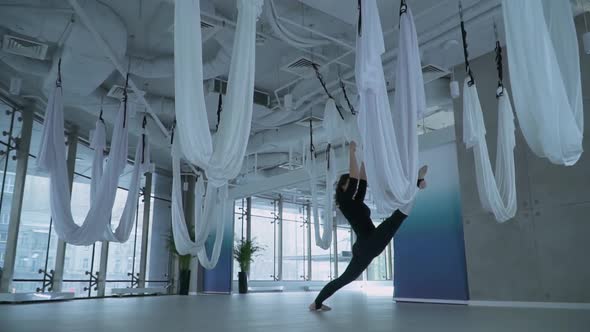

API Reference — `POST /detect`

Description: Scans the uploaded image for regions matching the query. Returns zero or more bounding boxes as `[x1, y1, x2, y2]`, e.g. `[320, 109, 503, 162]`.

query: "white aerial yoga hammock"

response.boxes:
[303, 100, 342, 249]
[37, 78, 151, 246]
[171, 0, 262, 268]
[355, 0, 424, 215]
[304, 148, 336, 250]
[503, 0, 584, 166]
[460, 13, 517, 223]
[463, 81, 517, 223]
[264, 0, 329, 49]
[171, 141, 228, 269]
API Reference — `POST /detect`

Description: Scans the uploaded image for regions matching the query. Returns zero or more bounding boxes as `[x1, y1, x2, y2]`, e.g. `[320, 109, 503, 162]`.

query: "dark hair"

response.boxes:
[335, 173, 350, 206]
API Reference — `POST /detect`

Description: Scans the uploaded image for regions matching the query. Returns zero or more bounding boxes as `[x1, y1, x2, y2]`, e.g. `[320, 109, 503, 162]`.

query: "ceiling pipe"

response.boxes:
[292, 0, 502, 115]
[277, 16, 354, 50]
[67, 0, 170, 139]
[277, 0, 499, 113]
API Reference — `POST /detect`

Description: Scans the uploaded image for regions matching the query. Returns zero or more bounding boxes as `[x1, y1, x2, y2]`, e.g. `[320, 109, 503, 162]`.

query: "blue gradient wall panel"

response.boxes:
[394, 142, 469, 300]
[202, 208, 234, 294]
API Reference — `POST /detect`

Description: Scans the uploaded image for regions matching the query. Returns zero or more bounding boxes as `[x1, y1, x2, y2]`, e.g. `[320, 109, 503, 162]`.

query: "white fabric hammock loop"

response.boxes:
[305, 141, 336, 250]
[37, 84, 150, 245]
[172, 0, 262, 268]
[355, 0, 423, 215]
[503, 0, 583, 166]
[171, 141, 228, 269]
[463, 80, 517, 223]
[174, 0, 262, 187]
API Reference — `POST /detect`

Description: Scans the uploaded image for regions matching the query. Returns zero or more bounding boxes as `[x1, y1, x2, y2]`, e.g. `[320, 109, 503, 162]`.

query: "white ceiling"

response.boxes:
[0, 0, 587, 181]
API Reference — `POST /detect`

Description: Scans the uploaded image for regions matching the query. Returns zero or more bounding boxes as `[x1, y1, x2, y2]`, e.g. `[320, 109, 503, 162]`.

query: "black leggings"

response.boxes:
[314, 210, 407, 307]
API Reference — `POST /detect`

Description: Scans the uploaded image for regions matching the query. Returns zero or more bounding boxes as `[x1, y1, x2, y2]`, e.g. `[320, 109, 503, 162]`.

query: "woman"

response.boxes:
[309, 141, 427, 311]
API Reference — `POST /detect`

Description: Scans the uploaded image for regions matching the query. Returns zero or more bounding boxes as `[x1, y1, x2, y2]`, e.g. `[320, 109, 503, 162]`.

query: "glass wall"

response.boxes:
[62, 143, 101, 297]
[336, 226, 352, 278]
[145, 173, 171, 288]
[229, 195, 384, 284]
[311, 207, 332, 281]
[105, 184, 145, 295]
[0, 95, 172, 296]
[249, 197, 277, 280]
[0, 101, 19, 279]
[282, 202, 305, 280]
[12, 128, 57, 293]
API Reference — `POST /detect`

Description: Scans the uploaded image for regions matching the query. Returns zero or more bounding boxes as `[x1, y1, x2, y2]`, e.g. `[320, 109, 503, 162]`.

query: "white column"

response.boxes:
[306, 204, 312, 280]
[138, 173, 152, 288]
[276, 196, 283, 281]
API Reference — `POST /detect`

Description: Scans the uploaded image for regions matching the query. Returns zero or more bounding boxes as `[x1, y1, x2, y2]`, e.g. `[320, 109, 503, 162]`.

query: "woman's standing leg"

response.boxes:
[311, 253, 372, 311]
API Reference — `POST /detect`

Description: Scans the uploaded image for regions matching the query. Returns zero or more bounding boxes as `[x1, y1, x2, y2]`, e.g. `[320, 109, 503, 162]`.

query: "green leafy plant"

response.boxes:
[233, 239, 264, 273]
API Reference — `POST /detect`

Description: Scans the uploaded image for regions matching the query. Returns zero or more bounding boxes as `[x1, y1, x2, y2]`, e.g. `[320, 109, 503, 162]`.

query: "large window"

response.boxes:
[105, 181, 145, 295]
[229, 196, 384, 283]
[0, 95, 172, 296]
[62, 143, 102, 297]
[311, 207, 332, 281]
[336, 226, 352, 278]
[145, 174, 171, 288]
[249, 197, 277, 281]
[0, 101, 18, 274]
[282, 202, 306, 280]
[12, 143, 57, 293]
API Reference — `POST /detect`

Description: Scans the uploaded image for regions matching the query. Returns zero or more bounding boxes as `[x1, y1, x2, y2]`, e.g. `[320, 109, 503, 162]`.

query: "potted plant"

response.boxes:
[167, 232, 194, 295]
[233, 239, 263, 294]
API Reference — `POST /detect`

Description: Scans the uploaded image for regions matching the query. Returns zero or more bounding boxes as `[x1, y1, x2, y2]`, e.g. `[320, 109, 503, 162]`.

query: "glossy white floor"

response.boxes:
[1, 291, 589, 332]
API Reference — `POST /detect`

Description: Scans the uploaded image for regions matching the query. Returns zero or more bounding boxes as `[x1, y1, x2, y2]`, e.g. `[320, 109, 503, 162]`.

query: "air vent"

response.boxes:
[2, 35, 48, 60]
[212, 79, 270, 107]
[281, 56, 321, 77]
[295, 115, 323, 127]
[421, 64, 450, 84]
[201, 20, 216, 30]
[387, 64, 450, 91]
[106, 85, 145, 101]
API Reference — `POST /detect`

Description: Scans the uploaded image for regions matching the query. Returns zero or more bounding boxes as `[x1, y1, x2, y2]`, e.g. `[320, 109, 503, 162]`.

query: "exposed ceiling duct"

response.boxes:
[0, 0, 254, 152]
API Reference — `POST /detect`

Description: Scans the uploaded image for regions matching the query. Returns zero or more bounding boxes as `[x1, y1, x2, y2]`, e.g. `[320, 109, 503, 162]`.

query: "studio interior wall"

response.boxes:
[451, 15, 590, 303]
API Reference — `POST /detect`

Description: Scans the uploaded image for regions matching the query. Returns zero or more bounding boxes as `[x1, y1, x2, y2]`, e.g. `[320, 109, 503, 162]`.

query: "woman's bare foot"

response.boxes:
[309, 303, 332, 312]
[418, 165, 428, 189]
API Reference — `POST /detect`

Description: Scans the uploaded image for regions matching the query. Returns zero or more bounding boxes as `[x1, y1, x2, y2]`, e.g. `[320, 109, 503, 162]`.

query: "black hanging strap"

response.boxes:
[99, 96, 105, 124]
[326, 143, 332, 170]
[340, 79, 356, 115]
[358, 0, 362, 36]
[170, 119, 176, 145]
[309, 118, 315, 159]
[400, 0, 407, 15]
[312, 63, 345, 120]
[122, 72, 130, 128]
[56, 58, 63, 88]
[495, 41, 504, 97]
[141, 116, 147, 164]
[459, 3, 475, 86]
[494, 23, 504, 98]
[216, 93, 223, 131]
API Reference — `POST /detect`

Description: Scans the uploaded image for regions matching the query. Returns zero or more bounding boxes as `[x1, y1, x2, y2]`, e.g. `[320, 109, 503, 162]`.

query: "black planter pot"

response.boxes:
[179, 270, 191, 295]
[238, 272, 248, 294]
